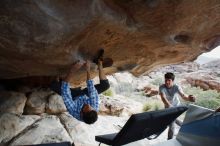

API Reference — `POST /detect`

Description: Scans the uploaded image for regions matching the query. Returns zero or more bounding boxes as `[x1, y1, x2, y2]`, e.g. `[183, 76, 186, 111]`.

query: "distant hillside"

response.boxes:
[201, 59, 220, 69]
[195, 56, 219, 65]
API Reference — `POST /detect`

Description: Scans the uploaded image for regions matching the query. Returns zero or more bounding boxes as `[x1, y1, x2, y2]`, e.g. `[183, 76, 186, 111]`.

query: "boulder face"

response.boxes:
[0, 0, 220, 84]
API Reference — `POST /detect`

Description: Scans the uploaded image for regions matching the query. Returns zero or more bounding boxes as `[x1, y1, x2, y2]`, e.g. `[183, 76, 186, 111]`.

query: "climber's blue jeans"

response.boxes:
[50, 79, 110, 100]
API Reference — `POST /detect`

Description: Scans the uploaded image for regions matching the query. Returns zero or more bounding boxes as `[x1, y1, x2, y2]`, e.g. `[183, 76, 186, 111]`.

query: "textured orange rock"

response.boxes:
[185, 77, 220, 92]
[0, 0, 220, 85]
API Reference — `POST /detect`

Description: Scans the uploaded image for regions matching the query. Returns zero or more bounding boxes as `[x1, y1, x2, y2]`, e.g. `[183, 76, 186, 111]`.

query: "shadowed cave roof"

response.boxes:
[0, 0, 219, 85]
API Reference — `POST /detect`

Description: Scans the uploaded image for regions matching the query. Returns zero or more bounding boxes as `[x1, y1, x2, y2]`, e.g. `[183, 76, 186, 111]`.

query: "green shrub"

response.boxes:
[143, 100, 163, 111]
[141, 91, 146, 96]
[195, 98, 220, 110]
[182, 84, 220, 109]
[143, 103, 152, 111]
[102, 88, 113, 97]
[183, 85, 220, 99]
[150, 77, 163, 86]
[154, 103, 160, 111]
[152, 100, 163, 111]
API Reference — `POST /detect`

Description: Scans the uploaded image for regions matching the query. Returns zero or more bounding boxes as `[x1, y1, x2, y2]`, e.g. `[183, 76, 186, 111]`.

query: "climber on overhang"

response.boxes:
[60, 60, 100, 124]
[50, 49, 113, 124]
[50, 49, 112, 101]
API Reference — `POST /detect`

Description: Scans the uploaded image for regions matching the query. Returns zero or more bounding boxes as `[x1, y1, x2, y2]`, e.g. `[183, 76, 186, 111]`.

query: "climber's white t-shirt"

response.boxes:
[159, 84, 184, 107]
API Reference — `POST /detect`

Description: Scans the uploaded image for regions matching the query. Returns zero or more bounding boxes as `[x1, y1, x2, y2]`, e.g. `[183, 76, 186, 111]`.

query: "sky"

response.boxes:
[200, 46, 220, 58]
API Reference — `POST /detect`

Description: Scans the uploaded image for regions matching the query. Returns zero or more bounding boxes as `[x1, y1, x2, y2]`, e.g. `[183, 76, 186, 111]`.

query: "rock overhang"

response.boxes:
[0, 0, 220, 85]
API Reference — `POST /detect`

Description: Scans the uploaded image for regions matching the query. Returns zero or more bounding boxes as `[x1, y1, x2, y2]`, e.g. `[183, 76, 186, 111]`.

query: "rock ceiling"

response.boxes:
[0, 0, 219, 84]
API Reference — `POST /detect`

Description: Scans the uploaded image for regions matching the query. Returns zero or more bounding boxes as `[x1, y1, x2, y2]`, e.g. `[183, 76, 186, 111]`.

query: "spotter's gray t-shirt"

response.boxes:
[159, 84, 184, 107]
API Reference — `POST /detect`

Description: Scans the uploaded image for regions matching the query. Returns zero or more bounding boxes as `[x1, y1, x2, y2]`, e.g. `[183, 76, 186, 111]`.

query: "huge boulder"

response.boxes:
[99, 95, 143, 116]
[8, 115, 73, 146]
[0, 0, 219, 85]
[24, 90, 53, 115]
[59, 112, 128, 146]
[0, 91, 27, 114]
[46, 93, 67, 114]
[0, 113, 40, 144]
